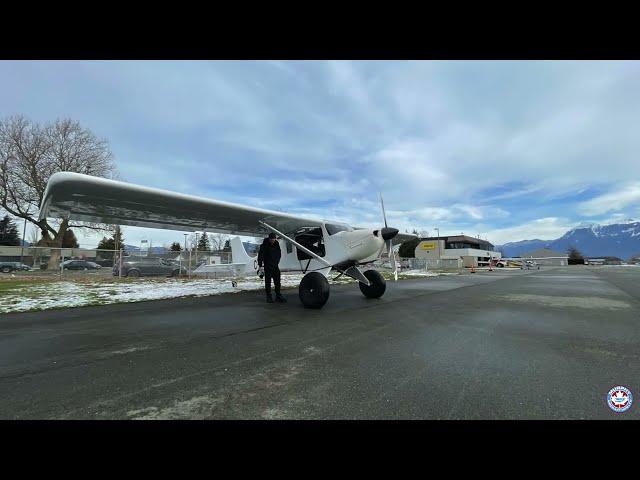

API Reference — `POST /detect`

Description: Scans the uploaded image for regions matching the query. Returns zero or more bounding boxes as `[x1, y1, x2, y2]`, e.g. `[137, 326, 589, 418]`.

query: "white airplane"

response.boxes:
[39, 172, 416, 309]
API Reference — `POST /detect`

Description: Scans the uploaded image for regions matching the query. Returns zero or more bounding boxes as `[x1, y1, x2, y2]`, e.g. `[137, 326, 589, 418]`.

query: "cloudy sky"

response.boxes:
[2, 60, 639, 247]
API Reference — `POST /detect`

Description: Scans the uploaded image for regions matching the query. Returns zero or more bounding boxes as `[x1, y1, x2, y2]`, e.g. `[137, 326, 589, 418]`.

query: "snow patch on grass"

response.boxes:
[0, 270, 454, 314]
[0, 275, 303, 314]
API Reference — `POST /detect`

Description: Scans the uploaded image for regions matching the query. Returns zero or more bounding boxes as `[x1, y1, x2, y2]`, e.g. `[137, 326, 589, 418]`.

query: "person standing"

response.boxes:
[257, 232, 286, 303]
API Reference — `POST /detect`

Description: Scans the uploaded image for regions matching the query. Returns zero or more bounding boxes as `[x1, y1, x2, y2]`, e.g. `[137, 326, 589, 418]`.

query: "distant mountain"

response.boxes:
[123, 244, 167, 254]
[499, 220, 640, 260]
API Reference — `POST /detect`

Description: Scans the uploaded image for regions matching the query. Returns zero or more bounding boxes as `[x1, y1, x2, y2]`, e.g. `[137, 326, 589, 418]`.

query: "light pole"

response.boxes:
[434, 227, 440, 267]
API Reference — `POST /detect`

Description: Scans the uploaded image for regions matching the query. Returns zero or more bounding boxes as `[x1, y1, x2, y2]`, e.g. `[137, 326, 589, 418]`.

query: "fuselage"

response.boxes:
[275, 223, 385, 275]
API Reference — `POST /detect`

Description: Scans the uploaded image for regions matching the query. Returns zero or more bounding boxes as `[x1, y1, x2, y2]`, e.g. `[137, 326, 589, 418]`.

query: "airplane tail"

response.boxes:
[230, 236, 258, 274]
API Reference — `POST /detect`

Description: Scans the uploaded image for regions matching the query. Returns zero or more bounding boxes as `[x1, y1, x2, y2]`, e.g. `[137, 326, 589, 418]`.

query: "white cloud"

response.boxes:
[3, 60, 640, 247]
[484, 217, 577, 244]
[578, 182, 640, 216]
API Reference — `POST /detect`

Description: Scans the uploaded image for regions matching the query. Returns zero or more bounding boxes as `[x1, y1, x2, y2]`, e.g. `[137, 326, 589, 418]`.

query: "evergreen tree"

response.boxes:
[223, 239, 231, 252]
[112, 226, 124, 251]
[567, 246, 584, 265]
[398, 238, 421, 258]
[96, 226, 126, 258]
[61, 229, 79, 248]
[170, 242, 182, 252]
[567, 246, 583, 260]
[0, 215, 21, 246]
[197, 232, 211, 252]
[97, 236, 112, 250]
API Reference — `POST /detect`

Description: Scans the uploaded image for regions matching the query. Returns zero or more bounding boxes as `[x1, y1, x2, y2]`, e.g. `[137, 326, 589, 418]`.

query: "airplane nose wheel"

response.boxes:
[299, 272, 330, 309]
[359, 269, 386, 299]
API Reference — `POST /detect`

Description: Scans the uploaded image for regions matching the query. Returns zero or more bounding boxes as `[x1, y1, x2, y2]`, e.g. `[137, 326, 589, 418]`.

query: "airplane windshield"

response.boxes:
[325, 223, 352, 235]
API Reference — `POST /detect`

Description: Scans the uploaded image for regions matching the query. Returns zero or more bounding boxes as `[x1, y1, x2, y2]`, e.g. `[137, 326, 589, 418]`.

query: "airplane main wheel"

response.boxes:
[359, 269, 386, 299]
[299, 272, 330, 309]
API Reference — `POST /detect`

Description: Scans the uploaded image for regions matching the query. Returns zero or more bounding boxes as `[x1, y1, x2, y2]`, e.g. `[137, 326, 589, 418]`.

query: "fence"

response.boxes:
[404, 257, 463, 270]
[0, 246, 120, 268]
[0, 245, 234, 278]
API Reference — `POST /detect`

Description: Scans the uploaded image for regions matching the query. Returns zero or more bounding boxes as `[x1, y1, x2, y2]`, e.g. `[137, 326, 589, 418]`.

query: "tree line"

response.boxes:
[169, 232, 231, 253]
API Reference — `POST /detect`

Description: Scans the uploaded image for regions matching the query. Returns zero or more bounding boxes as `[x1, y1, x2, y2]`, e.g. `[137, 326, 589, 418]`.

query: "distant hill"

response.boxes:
[123, 244, 167, 254]
[499, 220, 640, 260]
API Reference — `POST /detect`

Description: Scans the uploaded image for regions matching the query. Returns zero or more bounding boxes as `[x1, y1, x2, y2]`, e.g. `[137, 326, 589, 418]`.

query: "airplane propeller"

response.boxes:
[379, 193, 399, 281]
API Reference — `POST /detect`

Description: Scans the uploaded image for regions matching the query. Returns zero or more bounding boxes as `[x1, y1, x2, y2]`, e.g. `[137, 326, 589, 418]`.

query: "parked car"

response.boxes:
[93, 258, 115, 267]
[113, 257, 186, 277]
[61, 259, 102, 271]
[0, 262, 32, 273]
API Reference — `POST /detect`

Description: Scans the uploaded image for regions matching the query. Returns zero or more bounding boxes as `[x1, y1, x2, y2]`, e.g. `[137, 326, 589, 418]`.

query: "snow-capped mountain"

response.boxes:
[499, 220, 640, 259]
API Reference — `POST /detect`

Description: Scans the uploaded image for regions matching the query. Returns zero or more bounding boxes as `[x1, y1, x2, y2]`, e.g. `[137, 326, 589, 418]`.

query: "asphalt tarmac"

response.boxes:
[1, 266, 638, 419]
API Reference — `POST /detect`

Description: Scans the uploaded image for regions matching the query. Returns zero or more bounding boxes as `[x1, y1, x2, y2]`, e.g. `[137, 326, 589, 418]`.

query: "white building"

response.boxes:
[414, 235, 501, 267]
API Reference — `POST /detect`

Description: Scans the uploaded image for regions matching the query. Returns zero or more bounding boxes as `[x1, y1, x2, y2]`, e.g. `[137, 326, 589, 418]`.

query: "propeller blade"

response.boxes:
[387, 240, 398, 281]
[379, 192, 388, 229]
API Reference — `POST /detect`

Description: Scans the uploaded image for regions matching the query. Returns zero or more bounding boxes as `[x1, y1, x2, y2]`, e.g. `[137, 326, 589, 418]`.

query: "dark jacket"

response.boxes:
[258, 238, 281, 270]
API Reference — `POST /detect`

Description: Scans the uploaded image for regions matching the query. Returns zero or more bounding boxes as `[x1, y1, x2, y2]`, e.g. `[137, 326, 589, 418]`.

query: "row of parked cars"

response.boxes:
[0, 259, 103, 273]
[1, 257, 188, 277]
[113, 257, 187, 277]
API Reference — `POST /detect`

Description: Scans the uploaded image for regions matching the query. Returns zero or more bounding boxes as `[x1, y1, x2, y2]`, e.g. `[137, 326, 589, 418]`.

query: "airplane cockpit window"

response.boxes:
[325, 223, 352, 235]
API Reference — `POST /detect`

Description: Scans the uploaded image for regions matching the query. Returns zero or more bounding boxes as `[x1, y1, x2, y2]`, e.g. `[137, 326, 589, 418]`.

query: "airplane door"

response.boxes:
[294, 227, 325, 271]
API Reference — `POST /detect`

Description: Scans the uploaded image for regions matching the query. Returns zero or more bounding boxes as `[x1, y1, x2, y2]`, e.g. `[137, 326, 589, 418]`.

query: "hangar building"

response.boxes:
[414, 235, 501, 267]
[519, 248, 569, 266]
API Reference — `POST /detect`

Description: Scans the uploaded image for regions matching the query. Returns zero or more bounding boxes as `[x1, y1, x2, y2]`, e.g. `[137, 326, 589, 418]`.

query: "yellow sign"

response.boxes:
[420, 242, 438, 250]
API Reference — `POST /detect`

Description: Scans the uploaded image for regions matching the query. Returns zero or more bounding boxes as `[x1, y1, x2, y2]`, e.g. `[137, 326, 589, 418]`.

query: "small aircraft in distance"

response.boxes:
[39, 172, 417, 309]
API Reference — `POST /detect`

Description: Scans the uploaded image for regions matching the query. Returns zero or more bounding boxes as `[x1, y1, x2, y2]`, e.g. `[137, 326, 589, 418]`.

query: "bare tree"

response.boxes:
[210, 232, 228, 252]
[0, 115, 117, 268]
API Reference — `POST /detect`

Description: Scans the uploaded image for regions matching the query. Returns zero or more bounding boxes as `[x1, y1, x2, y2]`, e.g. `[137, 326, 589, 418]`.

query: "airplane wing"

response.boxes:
[39, 172, 323, 236]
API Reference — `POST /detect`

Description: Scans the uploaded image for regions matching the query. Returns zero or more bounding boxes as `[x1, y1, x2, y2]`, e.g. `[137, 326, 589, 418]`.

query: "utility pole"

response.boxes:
[195, 232, 199, 268]
[183, 233, 188, 276]
[114, 226, 119, 267]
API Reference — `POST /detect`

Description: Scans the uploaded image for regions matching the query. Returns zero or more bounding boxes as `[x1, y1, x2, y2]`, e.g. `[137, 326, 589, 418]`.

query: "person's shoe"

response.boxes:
[275, 294, 287, 303]
[266, 294, 274, 303]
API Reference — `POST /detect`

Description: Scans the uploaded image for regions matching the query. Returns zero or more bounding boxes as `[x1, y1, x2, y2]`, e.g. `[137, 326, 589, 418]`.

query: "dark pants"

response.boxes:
[265, 267, 281, 296]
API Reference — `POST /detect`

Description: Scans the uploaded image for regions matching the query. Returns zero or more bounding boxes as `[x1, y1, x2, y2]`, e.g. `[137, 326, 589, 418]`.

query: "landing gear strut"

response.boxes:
[299, 272, 330, 309]
[359, 269, 386, 299]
